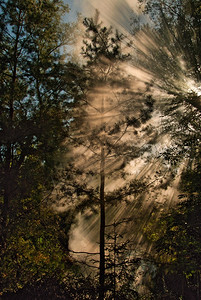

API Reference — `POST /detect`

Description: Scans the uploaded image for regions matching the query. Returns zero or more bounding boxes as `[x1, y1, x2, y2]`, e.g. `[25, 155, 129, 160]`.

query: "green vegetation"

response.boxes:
[0, 0, 200, 299]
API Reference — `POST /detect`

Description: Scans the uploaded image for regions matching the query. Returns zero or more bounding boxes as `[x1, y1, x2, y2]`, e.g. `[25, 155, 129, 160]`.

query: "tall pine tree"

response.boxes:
[61, 12, 156, 299]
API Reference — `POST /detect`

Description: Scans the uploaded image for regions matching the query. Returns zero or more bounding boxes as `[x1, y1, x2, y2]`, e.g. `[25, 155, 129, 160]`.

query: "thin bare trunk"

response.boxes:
[99, 145, 105, 300]
[99, 95, 105, 300]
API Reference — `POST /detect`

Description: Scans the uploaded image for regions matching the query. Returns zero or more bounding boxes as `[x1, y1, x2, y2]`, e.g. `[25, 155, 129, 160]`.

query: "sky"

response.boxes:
[65, 0, 142, 33]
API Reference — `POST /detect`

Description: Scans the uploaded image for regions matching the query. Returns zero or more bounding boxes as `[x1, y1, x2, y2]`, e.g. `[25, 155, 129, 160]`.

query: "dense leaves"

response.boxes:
[0, 0, 75, 295]
[143, 161, 201, 298]
[0, 0, 200, 298]
[136, 0, 201, 111]
[0, 0, 71, 234]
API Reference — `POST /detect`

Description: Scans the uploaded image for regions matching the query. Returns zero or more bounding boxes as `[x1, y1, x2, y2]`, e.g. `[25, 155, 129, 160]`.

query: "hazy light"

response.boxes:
[61, 0, 200, 270]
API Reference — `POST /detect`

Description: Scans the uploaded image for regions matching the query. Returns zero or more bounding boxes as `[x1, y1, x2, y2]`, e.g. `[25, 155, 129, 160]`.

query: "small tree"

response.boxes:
[105, 219, 140, 300]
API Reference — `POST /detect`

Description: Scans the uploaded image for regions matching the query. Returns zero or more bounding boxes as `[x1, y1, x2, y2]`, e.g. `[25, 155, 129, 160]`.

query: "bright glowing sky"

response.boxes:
[65, 0, 141, 33]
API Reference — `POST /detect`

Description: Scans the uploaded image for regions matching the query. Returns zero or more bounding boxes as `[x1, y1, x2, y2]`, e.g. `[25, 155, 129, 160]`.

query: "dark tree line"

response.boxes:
[0, 0, 77, 294]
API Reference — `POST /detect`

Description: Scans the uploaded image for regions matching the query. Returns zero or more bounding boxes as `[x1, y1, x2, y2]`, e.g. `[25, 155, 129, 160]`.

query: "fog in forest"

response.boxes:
[1, 0, 200, 298]
[56, 0, 198, 258]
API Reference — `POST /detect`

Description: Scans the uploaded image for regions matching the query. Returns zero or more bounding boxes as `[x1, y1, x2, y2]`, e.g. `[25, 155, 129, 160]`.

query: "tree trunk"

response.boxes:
[99, 144, 105, 300]
[1, 10, 21, 245]
[99, 94, 106, 300]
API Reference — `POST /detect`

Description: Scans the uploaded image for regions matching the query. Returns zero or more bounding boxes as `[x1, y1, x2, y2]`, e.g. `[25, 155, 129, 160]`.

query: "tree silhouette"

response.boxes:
[0, 0, 72, 243]
[58, 12, 156, 299]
